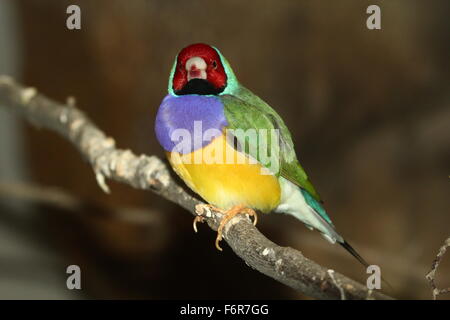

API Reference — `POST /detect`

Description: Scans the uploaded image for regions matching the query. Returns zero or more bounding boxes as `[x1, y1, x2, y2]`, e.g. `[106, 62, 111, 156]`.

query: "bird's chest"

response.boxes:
[155, 94, 228, 154]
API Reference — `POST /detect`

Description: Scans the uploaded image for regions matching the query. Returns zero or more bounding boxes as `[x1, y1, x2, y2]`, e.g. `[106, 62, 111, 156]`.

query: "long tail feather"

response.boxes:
[339, 240, 369, 268]
[339, 240, 393, 290]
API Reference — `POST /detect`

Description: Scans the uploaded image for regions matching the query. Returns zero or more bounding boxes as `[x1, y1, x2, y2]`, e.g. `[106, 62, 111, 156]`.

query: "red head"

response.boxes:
[172, 43, 227, 95]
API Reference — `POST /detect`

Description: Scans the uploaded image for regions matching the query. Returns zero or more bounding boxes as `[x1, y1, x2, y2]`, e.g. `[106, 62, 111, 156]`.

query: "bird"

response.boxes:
[154, 43, 369, 268]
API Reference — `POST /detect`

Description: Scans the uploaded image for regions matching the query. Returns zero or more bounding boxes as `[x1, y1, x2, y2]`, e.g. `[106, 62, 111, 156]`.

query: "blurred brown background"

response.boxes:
[0, 0, 448, 299]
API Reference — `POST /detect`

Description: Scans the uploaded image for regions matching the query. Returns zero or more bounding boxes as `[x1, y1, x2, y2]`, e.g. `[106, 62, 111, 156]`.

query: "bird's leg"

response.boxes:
[215, 204, 257, 251]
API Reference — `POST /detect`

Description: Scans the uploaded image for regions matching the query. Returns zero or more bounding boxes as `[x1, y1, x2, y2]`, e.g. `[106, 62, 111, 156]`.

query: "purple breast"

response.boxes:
[155, 94, 228, 154]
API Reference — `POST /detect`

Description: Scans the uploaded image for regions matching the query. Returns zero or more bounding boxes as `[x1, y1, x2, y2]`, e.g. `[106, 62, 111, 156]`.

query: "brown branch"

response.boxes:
[426, 237, 450, 300]
[0, 75, 393, 300]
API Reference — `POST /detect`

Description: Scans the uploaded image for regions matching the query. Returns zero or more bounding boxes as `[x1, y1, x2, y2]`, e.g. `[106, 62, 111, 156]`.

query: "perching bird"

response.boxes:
[155, 43, 369, 267]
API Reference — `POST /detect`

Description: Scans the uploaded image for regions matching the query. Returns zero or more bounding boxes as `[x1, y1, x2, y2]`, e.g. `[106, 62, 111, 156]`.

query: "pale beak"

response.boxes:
[186, 56, 207, 81]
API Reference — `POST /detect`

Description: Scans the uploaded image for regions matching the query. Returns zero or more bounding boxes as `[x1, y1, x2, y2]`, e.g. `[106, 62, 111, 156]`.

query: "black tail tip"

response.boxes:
[339, 240, 393, 291]
[339, 240, 370, 268]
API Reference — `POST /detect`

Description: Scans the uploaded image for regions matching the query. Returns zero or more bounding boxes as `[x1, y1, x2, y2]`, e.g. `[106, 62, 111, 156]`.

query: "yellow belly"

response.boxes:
[167, 134, 281, 212]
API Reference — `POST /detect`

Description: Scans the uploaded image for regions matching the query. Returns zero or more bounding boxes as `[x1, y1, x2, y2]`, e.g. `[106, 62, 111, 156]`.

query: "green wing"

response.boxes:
[221, 86, 322, 202]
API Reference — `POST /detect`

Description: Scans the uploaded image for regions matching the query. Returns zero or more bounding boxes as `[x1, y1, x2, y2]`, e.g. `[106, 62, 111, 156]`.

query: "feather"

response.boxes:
[339, 240, 369, 268]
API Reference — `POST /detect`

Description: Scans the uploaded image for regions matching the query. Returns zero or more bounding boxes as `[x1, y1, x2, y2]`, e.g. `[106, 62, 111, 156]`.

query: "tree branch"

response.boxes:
[0, 75, 392, 300]
[426, 236, 450, 300]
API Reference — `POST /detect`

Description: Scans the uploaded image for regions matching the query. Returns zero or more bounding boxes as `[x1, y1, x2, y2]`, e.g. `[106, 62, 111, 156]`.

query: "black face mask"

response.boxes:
[175, 78, 225, 96]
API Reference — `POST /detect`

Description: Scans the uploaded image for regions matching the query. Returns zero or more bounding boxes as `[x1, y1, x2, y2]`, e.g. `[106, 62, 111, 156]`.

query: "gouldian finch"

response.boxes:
[155, 43, 368, 267]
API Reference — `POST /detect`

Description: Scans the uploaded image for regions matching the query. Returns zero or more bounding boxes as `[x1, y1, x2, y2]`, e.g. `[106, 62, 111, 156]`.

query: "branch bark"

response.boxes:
[426, 237, 450, 299]
[0, 75, 392, 300]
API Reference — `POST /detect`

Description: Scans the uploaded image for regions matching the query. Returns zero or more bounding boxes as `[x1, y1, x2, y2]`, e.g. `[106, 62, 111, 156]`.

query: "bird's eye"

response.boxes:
[212, 60, 217, 69]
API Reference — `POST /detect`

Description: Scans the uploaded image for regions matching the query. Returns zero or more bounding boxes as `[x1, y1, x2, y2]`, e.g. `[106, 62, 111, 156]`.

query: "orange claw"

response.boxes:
[214, 204, 258, 251]
[193, 204, 225, 233]
[192, 215, 205, 233]
[193, 204, 258, 251]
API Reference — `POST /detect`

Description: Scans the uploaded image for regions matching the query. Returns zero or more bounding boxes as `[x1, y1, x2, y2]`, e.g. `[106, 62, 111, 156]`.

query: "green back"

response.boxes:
[221, 86, 322, 202]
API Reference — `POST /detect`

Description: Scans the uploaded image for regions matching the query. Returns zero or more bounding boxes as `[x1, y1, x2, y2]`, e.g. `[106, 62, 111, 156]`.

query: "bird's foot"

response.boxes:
[193, 204, 225, 233]
[193, 204, 257, 251]
[215, 204, 257, 251]
[192, 215, 205, 233]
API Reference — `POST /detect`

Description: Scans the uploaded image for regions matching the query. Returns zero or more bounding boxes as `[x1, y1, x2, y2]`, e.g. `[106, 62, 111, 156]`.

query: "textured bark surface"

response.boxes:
[426, 237, 450, 299]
